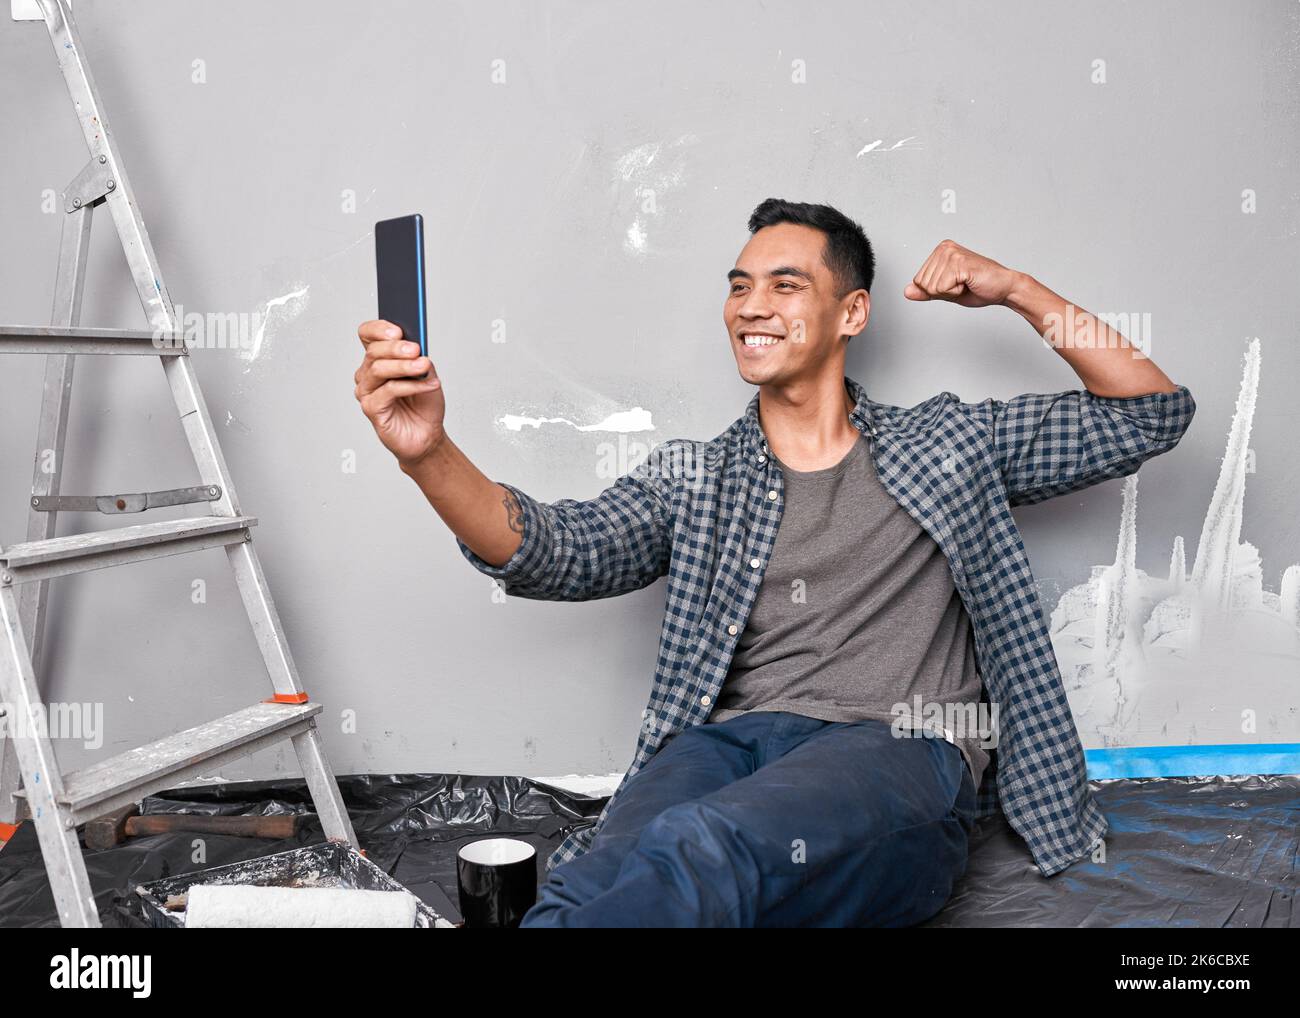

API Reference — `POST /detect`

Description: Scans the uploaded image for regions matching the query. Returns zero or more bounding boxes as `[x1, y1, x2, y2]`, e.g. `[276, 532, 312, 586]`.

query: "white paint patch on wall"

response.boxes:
[241, 284, 310, 370]
[614, 139, 689, 185]
[1050, 339, 1300, 748]
[855, 135, 921, 156]
[498, 406, 655, 433]
[625, 219, 649, 253]
[614, 135, 696, 257]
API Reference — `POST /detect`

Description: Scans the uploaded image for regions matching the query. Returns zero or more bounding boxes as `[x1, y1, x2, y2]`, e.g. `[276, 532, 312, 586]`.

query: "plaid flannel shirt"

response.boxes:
[458, 374, 1196, 877]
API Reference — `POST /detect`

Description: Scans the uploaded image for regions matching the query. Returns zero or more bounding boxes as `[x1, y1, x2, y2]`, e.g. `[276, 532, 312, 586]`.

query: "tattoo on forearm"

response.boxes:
[503, 490, 525, 534]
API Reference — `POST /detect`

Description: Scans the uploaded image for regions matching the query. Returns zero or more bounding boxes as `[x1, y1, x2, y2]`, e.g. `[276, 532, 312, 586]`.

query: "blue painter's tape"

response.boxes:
[1085, 742, 1300, 780]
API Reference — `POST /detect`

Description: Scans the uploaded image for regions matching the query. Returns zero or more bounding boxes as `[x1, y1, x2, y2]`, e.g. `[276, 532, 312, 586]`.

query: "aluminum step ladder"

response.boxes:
[0, 0, 358, 927]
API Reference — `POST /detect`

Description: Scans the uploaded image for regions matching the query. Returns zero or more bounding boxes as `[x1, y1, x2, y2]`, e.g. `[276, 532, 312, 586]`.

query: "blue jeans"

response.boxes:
[521, 710, 977, 927]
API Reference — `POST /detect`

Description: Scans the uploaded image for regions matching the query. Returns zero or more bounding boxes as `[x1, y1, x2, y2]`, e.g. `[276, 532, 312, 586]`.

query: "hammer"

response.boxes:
[84, 804, 310, 851]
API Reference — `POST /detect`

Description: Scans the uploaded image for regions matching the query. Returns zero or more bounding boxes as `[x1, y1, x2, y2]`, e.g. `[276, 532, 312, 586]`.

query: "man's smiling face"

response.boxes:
[725, 221, 869, 387]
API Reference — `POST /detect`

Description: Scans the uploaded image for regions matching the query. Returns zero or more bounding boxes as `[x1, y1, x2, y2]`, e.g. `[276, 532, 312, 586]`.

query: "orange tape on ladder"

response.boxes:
[265, 692, 309, 704]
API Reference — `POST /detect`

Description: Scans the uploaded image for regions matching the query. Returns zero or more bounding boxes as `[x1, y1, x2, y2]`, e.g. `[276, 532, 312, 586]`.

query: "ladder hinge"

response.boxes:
[31, 485, 222, 514]
[62, 155, 116, 214]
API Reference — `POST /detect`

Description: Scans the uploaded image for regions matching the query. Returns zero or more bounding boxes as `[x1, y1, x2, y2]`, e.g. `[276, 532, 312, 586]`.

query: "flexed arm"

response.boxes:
[904, 241, 1196, 504]
[904, 239, 1180, 396]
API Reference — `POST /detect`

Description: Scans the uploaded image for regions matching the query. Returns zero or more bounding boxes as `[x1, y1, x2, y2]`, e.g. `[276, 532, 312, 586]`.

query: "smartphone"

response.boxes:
[375, 213, 428, 375]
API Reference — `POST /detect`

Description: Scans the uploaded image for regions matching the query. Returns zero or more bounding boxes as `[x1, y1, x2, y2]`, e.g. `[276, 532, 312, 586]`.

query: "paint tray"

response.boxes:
[130, 840, 456, 928]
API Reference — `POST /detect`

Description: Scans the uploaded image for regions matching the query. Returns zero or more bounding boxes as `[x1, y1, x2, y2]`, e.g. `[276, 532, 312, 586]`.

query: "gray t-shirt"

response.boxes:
[706, 432, 989, 791]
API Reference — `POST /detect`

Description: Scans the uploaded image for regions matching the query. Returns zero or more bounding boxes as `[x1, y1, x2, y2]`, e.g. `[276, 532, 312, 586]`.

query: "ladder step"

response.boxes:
[0, 515, 256, 583]
[0, 324, 185, 355]
[16, 701, 322, 827]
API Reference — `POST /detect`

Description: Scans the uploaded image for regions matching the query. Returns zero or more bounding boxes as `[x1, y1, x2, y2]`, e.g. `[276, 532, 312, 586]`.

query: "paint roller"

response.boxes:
[184, 883, 419, 928]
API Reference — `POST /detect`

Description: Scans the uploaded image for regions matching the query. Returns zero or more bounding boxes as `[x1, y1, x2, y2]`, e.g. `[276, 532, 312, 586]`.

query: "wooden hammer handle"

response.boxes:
[124, 814, 304, 839]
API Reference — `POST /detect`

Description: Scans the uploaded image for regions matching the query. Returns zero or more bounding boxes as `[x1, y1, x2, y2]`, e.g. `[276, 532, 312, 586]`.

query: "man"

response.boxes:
[353, 198, 1196, 927]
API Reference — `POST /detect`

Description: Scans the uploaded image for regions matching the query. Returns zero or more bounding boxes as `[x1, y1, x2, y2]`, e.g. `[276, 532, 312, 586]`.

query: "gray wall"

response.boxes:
[1, 0, 1296, 781]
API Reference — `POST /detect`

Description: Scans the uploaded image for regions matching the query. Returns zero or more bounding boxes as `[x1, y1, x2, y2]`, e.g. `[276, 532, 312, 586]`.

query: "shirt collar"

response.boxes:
[741, 375, 880, 458]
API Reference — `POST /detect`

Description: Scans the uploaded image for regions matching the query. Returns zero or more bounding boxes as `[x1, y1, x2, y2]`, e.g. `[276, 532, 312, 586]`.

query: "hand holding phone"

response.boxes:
[355, 214, 443, 467]
[354, 319, 444, 468]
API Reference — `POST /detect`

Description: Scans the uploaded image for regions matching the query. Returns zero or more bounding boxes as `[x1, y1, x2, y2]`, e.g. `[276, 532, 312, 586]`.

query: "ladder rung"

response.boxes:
[0, 324, 185, 355]
[0, 515, 256, 583]
[15, 701, 322, 827]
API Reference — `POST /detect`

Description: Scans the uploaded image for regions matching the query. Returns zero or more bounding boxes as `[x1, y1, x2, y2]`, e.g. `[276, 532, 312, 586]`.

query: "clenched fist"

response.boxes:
[904, 239, 1023, 308]
[353, 319, 446, 469]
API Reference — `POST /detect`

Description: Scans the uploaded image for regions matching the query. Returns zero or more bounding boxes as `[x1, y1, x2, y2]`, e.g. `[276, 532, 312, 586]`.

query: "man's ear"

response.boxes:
[844, 289, 870, 339]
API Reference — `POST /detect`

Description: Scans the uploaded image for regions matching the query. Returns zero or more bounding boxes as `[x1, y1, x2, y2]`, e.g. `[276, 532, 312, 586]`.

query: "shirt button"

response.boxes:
[757, 455, 766, 464]
[727, 624, 738, 635]
[767, 490, 778, 500]
[749, 557, 760, 568]
[700, 694, 712, 706]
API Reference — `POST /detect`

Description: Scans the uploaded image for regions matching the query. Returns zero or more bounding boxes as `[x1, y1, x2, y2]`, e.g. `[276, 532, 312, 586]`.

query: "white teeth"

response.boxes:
[742, 334, 782, 347]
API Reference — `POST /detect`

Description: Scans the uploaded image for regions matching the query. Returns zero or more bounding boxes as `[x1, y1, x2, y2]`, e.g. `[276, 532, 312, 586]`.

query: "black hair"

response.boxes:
[746, 198, 875, 299]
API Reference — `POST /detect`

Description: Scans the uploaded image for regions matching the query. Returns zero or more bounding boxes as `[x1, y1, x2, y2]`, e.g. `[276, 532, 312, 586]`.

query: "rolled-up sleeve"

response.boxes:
[455, 441, 679, 601]
[973, 383, 1196, 506]
[456, 481, 559, 592]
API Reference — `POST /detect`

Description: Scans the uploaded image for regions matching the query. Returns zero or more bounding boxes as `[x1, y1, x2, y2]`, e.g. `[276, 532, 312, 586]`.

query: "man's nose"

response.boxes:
[737, 291, 774, 318]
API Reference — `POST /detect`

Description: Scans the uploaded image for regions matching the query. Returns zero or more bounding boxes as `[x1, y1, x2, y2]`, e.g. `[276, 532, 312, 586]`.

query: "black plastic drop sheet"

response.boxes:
[0, 772, 1294, 927]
